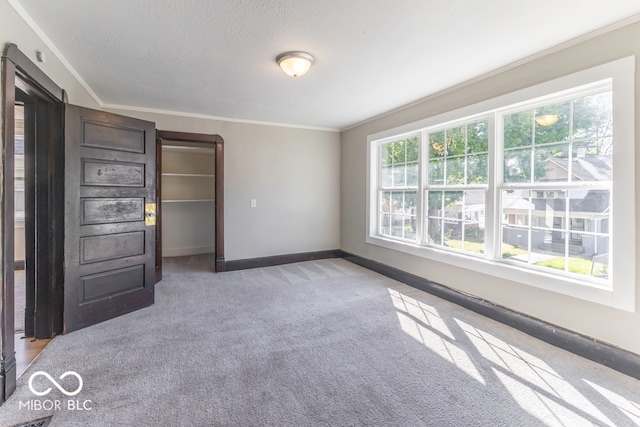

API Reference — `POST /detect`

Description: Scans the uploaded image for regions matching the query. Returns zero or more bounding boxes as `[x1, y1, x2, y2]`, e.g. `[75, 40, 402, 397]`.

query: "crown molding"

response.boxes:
[102, 103, 340, 132]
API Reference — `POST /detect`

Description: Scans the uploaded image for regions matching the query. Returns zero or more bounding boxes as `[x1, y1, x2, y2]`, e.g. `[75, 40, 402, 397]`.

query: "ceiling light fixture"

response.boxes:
[535, 114, 559, 126]
[276, 51, 315, 77]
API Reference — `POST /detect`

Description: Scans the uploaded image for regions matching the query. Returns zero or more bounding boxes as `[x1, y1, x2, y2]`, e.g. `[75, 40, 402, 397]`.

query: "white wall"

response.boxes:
[104, 108, 341, 261]
[341, 20, 640, 355]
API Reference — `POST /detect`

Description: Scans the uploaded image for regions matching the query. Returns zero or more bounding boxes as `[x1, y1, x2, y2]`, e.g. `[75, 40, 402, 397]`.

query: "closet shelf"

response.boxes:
[162, 173, 215, 177]
[162, 199, 215, 203]
[163, 145, 215, 154]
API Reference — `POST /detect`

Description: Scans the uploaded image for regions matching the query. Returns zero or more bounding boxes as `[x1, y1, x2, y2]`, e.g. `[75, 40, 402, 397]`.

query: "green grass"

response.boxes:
[438, 237, 608, 278]
[501, 243, 528, 258]
[442, 240, 531, 256]
[535, 256, 607, 277]
[443, 238, 484, 254]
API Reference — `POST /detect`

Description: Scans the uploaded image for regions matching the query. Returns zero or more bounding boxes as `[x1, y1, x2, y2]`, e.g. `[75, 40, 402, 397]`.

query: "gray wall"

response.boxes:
[341, 20, 640, 354]
[105, 108, 341, 262]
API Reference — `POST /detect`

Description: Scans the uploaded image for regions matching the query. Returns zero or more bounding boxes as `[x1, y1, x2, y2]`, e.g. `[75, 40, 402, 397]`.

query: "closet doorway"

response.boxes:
[156, 131, 225, 275]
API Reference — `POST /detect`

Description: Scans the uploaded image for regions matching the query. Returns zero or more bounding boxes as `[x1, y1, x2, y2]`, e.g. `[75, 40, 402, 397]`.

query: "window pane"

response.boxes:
[534, 143, 569, 182]
[502, 226, 529, 260]
[504, 110, 533, 148]
[467, 120, 488, 153]
[535, 249, 609, 279]
[381, 166, 392, 187]
[464, 190, 485, 223]
[463, 190, 486, 253]
[444, 220, 463, 249]
[429, 159, 444, 185]
[380, 213, 391, 235]
[392, 165, 406, 187]
[568, 188, 609, 224]
[380, 191, 391, 213]
[391, 214, 405, 238]
[504, 148, 532, 183]
[572, 139, 613, 182]
[531, 191, 566, 231]
[426, 191, 446, 246]
[381, 143, 393, 167]
[405, 191, 417, 214]
[427, 191, 443, 217]
[444, 191, 463, 218]
[573, 137, 613, 159]
[426, 190, 484, 254]
[427, 218, 443, 245]
[391, 192, 404, 214]
[15, 189, 25, 214]
[568, 189, 610, 242]
[502, 190, 531, 226]
[534, 102, 570, 144]
[446, 126, 465, 156]
[501, 186, 612, 279]
[590, 242, 610, 278]
[381, 137, 421, 190]
[429, 131, 445, 158]
[393, 139, 406, 164]
[573, 92, 612, 140]
[406, 136, 419, 162]
[407, 162, 418, 187]
[446, 156, 465, 185]
[467, 154, 487, 184]
[463, 229, 484, 254]
[381, 190, 417, 241]
[404, 191, 417, 240]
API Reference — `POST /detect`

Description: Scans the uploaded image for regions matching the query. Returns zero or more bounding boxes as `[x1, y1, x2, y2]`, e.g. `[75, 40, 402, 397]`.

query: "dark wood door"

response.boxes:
[64, 105, 156, 332]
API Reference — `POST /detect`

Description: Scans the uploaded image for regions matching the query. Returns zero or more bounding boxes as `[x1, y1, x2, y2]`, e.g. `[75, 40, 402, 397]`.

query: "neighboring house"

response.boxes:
[438, 153, 611, 256]
[502, 154, 611, 257]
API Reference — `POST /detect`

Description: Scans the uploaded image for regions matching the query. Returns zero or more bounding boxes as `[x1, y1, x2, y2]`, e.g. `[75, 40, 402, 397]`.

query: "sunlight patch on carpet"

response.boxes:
[457, 318, 614, 425]
[390, 289, 485, 385]
[584, 379, 640, 425]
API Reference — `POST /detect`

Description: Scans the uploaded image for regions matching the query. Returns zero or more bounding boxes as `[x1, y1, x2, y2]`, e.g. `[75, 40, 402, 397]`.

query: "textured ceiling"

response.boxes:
[12, 0, 640, 130]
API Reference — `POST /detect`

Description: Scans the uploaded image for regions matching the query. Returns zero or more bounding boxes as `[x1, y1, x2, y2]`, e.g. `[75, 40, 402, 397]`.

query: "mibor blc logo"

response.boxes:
[20, 370, 92, 411]
[29, 371, 83, 396]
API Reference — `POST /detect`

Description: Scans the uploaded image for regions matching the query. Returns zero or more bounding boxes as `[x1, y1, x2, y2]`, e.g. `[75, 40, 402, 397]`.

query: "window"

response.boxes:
[499, 89, 612, 279]
[367, 57, 635, 311]
[15, 131, 24, 222]
[378, 136, 418, 241]
[425, 118, 488, 254]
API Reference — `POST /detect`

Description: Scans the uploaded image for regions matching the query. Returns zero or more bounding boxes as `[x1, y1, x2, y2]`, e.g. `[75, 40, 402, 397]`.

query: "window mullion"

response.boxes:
[486, 112, 499, 260]
[416, 132, 426, 245]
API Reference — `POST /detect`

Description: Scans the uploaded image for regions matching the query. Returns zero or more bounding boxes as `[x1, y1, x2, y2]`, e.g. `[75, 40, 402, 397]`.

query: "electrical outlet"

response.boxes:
[250, 199, 257, 208]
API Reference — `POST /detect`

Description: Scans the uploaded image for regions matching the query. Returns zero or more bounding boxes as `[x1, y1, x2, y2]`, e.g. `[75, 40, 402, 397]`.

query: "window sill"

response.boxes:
[366, 234, 633, 312]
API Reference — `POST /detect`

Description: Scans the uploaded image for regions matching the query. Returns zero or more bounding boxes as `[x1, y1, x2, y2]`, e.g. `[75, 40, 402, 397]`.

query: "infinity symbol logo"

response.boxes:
[28, 371, 83, 397]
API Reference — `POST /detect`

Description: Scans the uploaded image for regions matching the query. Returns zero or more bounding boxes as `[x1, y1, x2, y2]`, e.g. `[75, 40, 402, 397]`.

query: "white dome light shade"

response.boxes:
[535, 114, 559, 126]
[276, 51, 315, 77]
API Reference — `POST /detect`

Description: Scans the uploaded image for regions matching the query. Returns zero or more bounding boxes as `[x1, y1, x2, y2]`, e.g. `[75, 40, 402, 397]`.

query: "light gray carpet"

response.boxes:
[1, 259, 639, 426]
[14, 269, 25, 333]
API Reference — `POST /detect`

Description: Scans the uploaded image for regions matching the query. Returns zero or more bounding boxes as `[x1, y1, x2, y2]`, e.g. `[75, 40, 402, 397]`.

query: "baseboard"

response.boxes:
[223, 250, 343, 271]
[162, 246, 215, 258]
[0, 350, 16, 403]
[340, 251, 640, 381]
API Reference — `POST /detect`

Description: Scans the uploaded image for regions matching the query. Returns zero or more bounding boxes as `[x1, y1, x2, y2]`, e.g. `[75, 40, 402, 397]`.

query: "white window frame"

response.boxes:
[366, 56, 635, 312]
